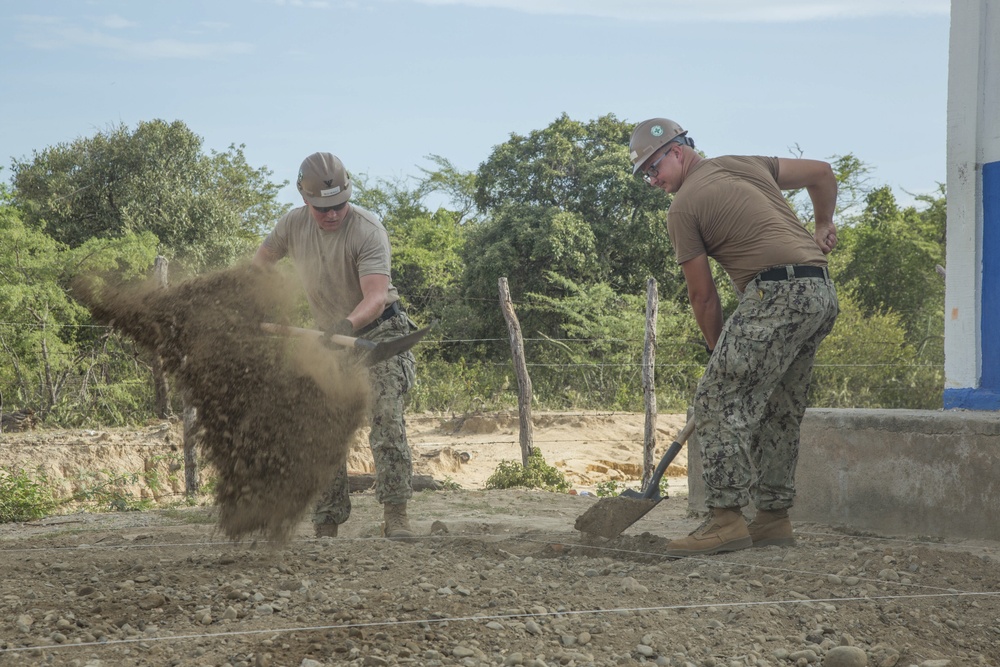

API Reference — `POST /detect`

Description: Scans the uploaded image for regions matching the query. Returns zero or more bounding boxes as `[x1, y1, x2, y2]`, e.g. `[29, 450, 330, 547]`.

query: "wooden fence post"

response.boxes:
[151, 256, 170, 419]
[641, 278, 658, 491]
[498, 277, 534, 466]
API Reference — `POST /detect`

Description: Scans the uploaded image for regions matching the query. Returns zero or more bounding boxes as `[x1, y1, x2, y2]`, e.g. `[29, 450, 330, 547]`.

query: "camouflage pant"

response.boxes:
[314, 312, 417, 525]
[695, 274, 838, 512]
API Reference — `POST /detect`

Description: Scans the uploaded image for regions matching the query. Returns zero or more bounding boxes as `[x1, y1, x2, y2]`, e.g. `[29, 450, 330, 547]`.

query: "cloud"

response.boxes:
[272, 0, 333, 8]
[14, 16, 252, 59]
[99, 14, 137, 30]
[408, 0, 949, 22]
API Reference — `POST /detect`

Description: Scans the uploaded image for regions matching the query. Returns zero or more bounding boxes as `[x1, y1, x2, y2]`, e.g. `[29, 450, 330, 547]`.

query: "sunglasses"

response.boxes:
[313, 201, 348, 213]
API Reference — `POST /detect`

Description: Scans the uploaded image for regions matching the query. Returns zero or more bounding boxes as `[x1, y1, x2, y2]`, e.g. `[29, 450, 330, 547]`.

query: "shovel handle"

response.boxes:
[260, 322, 373, 351]
[642, 417, 697, 500]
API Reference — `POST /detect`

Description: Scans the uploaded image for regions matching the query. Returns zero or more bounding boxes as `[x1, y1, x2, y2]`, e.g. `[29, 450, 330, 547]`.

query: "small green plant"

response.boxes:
[70, 470, 154, 512]
[438, 476, 462, 491]
[0, 466, 57, 522]
[485, 448, 569, 492]
[594, 480, 624, 498]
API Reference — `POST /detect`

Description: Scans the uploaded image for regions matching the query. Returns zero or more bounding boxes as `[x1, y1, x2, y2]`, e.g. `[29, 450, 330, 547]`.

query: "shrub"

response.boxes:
[485, 448, 569, 492]
[0, 466, 57, 522]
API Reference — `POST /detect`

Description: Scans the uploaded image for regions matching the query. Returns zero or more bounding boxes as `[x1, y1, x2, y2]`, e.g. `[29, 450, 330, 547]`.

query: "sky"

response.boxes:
[1, 0, 951, 214]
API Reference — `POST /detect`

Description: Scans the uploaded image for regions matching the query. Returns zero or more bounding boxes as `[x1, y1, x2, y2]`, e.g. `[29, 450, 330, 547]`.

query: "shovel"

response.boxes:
[574, 416, 696, 540]
[260, 322, 431, 365]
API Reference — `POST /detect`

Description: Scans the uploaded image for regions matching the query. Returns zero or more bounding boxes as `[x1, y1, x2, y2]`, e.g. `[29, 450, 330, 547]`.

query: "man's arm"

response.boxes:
[681, 254, 723, 351]
[776, 157, 838, 254]
[253, 242, 282, 268]
[344, 273, 391, 331]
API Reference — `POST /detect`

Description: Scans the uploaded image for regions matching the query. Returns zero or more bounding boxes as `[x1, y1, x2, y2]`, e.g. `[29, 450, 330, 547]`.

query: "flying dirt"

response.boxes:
[74, 265, 370, 543]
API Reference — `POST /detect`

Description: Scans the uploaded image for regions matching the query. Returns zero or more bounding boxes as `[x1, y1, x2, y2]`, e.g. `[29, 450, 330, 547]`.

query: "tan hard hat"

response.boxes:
[629, 118, 688, 175]
[297, 152, 353, 207]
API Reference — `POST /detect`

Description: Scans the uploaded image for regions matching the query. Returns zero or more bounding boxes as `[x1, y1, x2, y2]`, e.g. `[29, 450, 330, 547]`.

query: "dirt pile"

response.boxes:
[75, 266, 370, 543]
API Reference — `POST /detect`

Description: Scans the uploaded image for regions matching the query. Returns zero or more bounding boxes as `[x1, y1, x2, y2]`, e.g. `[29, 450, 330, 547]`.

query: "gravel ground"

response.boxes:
[0, 490, 998, 667]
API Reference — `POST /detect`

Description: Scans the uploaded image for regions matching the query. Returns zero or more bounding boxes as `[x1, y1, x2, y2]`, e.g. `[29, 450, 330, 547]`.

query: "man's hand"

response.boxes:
[319, 319, 355, 349]
[814, 221, 838, 254]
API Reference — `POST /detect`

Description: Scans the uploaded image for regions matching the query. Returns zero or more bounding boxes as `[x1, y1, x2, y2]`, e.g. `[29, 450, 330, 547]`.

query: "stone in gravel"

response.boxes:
[525, 620, 542, 635]
[823, 646, 867, 667]
[919, 662, 951, 667]
[300, 660, 322, 667]
[789, 649, 819, 663]
[503, 652, 524, 666]
[15, 614, 32, 633]
[137, 593, 166, 610]
[637, 644, 655, 657]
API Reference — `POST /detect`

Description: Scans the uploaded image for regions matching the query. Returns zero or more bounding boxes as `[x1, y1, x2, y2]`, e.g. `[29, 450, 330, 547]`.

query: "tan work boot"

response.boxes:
[382, 502, 415, 540]
[664, 507, 752, 557]
[748, 508, 794, 547]
[314, 522, 338, 538]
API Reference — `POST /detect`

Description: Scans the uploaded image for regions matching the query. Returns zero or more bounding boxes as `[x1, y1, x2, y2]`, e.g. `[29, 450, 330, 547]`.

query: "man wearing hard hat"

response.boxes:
[630, 119, 839, 557]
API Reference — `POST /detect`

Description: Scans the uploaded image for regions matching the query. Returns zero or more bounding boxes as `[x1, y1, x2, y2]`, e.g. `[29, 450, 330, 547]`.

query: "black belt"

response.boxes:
[357, 301, 403, 334]
[757, 265, 829, 282]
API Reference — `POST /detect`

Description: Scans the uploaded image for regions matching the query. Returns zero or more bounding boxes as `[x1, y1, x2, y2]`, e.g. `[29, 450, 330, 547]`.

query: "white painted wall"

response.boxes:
[945, 0, 997, 390]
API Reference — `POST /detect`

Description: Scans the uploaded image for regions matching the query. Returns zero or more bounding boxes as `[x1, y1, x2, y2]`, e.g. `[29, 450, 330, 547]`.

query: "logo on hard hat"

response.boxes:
[651, 125, 664, 137]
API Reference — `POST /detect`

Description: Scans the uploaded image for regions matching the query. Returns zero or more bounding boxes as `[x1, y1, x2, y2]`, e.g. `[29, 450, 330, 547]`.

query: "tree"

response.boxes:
[0, 185, 159, 422]
[472, 113, 682, 299]
[10, 120, 288, 272]
[351, 172, 468, 324]
[835, 186, 945, 342]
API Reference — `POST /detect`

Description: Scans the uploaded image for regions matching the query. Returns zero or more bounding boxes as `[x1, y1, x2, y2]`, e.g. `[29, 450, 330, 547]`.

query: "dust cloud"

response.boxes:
[74, 265, 370, 544]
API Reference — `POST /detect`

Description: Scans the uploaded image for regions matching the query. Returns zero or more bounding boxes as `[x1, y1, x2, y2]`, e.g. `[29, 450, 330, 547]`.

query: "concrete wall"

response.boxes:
[686, 408, 1000, 541]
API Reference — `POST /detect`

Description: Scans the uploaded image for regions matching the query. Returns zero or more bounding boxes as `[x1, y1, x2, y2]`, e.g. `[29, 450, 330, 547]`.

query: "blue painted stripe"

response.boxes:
[983, 160, 1000, 391]
[944, 387, 1000, 410]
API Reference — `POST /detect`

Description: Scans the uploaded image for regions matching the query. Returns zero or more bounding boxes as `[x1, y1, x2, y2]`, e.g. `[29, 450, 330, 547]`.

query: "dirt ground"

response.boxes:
[1, 411, 998, 667]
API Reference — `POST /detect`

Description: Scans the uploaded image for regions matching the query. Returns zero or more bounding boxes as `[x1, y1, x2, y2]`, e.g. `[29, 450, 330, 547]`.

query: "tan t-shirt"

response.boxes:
[667, 155, 827, 293]
[262, 205, 399, 330]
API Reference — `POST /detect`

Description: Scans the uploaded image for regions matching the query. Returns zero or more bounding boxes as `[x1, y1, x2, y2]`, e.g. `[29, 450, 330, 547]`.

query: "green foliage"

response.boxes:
[811, 294, 943, 409]
[68, 470, 155, 512]
[0, 191, 160, 422]
[594, 480, 623, 498]
[0, 466, 57, 522]
[523, 274, 704, 411]
[462, 205, 602, 340]
[468, 113, 682, 323]
[10, 119, 288, 272]
[836, 186, 945, 341]
[485, 448, 569, 492]
[407, 356, 517, 413]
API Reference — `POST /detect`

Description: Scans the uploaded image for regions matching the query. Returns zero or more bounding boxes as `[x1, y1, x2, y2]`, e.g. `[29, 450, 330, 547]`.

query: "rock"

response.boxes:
[137, 593, 166, 610]
[919, 662, 951, 667]
[789, 649, 819, 663]
[824, 646, 867, 667]
[503, 652, 524, 666]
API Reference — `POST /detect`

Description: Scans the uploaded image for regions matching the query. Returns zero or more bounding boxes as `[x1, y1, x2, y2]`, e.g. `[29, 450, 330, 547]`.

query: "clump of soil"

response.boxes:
[74, 265, 370, 543]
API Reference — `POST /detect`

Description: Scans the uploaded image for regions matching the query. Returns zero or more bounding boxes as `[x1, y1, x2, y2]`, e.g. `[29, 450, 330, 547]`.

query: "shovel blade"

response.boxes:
[365, 326, 431, 365]
[573, 496, 662, 540]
